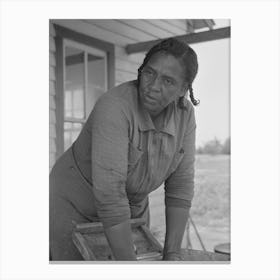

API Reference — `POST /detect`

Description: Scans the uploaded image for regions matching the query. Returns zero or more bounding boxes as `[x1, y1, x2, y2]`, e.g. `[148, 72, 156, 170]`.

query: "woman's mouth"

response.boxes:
[144, 94, 158, 104]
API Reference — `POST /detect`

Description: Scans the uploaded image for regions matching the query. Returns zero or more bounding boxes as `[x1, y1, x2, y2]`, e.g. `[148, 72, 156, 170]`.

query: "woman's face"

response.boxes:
[138, 52, 187, 118]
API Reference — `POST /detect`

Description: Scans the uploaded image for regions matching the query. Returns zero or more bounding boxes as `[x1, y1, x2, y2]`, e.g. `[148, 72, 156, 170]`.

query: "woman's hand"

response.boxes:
[104, 220, 137, 260]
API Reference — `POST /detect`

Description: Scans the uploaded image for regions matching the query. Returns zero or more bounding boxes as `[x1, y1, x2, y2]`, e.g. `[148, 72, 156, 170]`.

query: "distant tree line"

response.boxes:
[196, 137, 230, 155]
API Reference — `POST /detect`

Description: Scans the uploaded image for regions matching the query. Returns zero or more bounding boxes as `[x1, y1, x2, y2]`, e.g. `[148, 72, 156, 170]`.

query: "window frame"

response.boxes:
[54, 24, 115, 159]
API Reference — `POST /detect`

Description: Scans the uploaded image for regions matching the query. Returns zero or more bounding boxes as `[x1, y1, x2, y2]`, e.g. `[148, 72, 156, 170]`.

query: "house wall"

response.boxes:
[49, 22, 56, 170]
[115, 46, 144, 85]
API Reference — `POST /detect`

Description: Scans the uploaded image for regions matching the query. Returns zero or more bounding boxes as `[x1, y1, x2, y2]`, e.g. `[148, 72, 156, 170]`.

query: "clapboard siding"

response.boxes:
[49, 66, 55, 81]
[52, 19, 135, 46]
[50, 124, 56, 138]
[115, 58, 139, 75]
[49, 80, 55, 96]
[118, 19, 174, 38]
[49, 36, 56, 52]
[163, 19, 187, 30]
[49, 138, 56, 154]
[49, 22, 56, 170]
[85, 19, 155, 42]
[115, 45, 145, 64]
[49, 153, 56, 170]
[145, 19, 186, 35]
[49, 52, 56, 66]
[115, 43, 144, 85]
[116, 70, 137, 84]
[49, 95, 56, 110]
[49, 22, 56, 37]
[49, 109, 56, 127]
[52, 19, 189, 47]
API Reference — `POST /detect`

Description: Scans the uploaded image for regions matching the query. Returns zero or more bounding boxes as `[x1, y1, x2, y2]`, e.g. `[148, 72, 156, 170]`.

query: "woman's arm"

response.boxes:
[163, 206, 190, 260]
[90, 95, 136, 260]
[163, 103, 196, 260]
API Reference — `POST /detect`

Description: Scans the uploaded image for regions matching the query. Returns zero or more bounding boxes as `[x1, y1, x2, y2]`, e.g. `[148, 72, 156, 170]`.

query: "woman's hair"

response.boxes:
[137, 37, 200, 106]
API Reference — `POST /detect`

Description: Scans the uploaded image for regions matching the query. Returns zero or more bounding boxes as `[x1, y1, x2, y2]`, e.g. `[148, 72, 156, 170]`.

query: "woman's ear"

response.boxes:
[180, 83, 189, 97]
[182, 82, 189, 92]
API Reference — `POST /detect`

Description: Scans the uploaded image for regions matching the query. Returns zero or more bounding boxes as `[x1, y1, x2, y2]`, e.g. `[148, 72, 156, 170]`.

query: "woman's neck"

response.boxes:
[150, 109, 165, 131]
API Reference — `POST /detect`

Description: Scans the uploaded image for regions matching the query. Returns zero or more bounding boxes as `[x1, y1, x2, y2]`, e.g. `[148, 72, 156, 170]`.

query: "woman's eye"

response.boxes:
[145, 70, 153, 76]
[164, 78, 173, 85]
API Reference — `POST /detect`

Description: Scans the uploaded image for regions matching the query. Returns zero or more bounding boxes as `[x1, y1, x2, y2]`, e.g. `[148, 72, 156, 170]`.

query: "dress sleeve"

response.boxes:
[91, 95, 130, 228]
[164, 104, 196, 209]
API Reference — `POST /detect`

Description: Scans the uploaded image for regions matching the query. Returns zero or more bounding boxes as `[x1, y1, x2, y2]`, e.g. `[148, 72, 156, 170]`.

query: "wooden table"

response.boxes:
[72, 219, 230, 262]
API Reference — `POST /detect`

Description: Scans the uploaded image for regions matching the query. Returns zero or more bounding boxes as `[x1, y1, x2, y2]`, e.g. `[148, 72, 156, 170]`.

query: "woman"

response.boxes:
[49, 38, 199, 261]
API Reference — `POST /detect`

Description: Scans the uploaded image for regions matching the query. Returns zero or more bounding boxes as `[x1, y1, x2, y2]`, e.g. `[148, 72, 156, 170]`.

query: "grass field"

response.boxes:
[149, 154, 230, 252]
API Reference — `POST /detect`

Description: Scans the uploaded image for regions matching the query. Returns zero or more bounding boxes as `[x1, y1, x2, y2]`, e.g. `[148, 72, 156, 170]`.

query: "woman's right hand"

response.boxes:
[104, 220, 137, 261]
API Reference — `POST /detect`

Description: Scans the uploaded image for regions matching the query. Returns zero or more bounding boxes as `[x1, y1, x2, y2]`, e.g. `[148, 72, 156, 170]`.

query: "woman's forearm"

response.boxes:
[163, 206, 190, 259]
[104, 220, 137, 260]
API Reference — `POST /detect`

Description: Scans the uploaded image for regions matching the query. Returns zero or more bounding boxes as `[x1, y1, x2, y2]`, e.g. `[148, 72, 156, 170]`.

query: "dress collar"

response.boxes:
[159, 102, 176, 136]
[137, 91, 155, 132]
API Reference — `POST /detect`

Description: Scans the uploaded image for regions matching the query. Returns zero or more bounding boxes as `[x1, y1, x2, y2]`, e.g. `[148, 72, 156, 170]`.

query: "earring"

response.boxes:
[178, 95, 187, 108]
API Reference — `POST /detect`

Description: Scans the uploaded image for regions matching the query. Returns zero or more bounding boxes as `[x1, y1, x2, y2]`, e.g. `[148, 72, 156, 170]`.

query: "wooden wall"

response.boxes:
[115, 46, 144, 85]
[49, 22, 56, 170]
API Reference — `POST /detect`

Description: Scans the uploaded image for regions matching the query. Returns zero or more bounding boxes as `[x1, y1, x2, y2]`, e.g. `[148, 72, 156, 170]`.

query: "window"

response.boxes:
[54, 25, 115, 158]
[63, 40, 108, 151]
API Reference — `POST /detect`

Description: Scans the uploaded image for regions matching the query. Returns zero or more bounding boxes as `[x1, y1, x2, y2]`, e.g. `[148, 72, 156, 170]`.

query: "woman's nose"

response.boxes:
[149, 76, 161, 91]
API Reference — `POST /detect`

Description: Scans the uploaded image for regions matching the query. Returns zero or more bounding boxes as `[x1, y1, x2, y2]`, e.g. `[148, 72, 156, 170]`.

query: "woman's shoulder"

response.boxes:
[176, 98, 196, 131]
[92, 81, 138, 119]
[178, 98, 195, 116]
[103, 80, 137, 98]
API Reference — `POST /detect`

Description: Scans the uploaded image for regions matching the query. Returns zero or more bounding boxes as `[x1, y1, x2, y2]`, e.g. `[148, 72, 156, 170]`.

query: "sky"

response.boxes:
[191, 20, 230, 147]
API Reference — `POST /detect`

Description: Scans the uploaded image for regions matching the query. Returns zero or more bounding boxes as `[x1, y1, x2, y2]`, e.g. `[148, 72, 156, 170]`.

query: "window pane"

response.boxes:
[64, 122, 72, 151]
[73, 89, 84, 118]
[64, 122, 82, 151]
[65, 46, 85, 119]
[64, 90, 73, 118]
[72, 123, 82, 142]
[86, 53, 107, 116]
